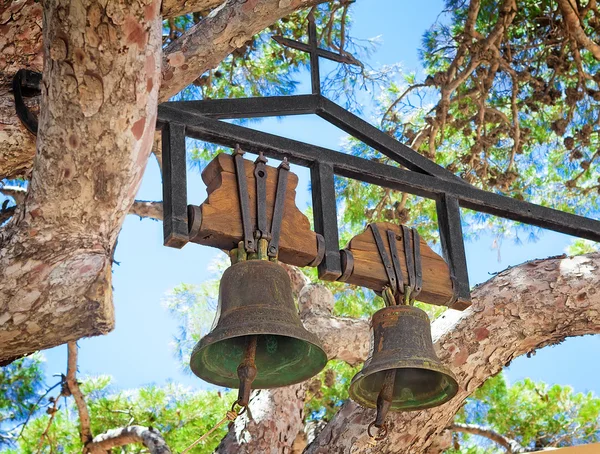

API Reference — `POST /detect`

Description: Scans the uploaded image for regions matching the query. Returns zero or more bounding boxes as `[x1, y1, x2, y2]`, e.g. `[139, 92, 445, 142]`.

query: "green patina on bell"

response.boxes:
[190, 259, 327, 390]
[349, 305, 458, 412]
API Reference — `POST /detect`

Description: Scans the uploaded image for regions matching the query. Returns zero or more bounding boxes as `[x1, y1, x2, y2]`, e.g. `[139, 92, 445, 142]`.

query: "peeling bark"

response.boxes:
[0, 1, 44, 180]
[305, 253, 600, 453]
[0, 79, 38, 180]
[161, 0, 224, 19]
[0, 0, 162, 362]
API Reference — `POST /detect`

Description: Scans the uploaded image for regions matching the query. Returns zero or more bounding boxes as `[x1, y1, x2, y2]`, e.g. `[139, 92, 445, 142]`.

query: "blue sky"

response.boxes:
[39, 0, 600, 397]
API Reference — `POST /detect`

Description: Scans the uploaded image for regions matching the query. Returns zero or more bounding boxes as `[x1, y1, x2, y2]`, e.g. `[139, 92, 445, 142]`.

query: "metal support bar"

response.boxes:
[254, 152, 269, 240]
[234, 146, 256, 253]
[272, 36, 361, 66]
[161, 122, 188, 248]
[156, 107, 600, 243]
[161, 95, 320, 120]
[436, 195, 470, 308]
[310, 162, 342, 280]
[308, 11, 321, 95]
[371, 224, 397, 292]
[317, 98, 466, 185]
[164, 94, 464, 186]
[387, 229, 404, 294]
[268, 159, 290, 258]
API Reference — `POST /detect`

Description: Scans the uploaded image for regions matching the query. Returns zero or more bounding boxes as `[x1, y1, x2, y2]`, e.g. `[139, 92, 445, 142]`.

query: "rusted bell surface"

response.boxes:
[190, 260, 327, 389]
[349, 305, 458, 412]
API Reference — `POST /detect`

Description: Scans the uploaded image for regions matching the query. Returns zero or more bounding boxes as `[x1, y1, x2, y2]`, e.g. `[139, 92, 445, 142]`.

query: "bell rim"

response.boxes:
[348, 363, 459, 411]
[190, 329, 328, 389]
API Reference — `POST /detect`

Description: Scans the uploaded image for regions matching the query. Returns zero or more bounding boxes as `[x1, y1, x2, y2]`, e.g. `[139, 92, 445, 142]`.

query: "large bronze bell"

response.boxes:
[349, 305, 458, 414]
[190, 259, 328, 397]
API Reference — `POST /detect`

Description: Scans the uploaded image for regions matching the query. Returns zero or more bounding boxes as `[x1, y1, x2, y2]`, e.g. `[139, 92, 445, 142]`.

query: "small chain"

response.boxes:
[180, 403, 243, 454]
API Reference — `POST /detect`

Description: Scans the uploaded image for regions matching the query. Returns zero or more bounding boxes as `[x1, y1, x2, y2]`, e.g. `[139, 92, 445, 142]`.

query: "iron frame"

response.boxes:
[156, 13, 600, 308]
[157, 93, 600, 307]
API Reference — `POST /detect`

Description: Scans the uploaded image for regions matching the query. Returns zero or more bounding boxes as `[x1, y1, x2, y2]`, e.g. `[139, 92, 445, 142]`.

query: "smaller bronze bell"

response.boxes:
[190, 259, 327, 394]
[349, 305, 458, 413]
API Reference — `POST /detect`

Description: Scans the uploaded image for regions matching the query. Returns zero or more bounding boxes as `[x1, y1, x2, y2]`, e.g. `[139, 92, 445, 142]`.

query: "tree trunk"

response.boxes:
[0, 0, 321, 180]
[0, 0, 43, 179]
[0, 0, 163, 363]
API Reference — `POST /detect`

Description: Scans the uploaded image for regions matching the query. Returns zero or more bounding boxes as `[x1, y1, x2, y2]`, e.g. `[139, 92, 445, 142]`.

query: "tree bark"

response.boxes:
[215, 385, 309, 454]
[0, 0, 163, 362]
[0, 0, 43, 180]
[0, 0, 321, 179]
[305, 253, 600, 453]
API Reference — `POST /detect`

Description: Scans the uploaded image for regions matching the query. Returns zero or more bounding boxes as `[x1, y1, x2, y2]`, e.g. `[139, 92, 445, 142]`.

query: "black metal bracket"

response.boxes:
[12, 69, 42, 135]
[234, 146, 256, 253]
[156, 17, 600, 307]
[268, 159, 290, 258]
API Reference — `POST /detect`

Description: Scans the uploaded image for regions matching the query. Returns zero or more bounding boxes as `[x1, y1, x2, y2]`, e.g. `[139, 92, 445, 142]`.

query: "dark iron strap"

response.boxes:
[254, 152, 269, 241]
[411, 228, 423, 299]
[234, 146, 256, 253]
[12, 69, 42, 135]
[402, 225, 415, 295]
[401, 225, 423, 301]
[387, 229, 404, 294]
[268, 159, 290, 258]
[371, 224, 397, 293]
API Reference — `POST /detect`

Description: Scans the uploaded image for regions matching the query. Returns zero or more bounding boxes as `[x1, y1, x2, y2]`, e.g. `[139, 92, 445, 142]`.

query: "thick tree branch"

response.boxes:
[0, 185, 27, 204]
[557, 0, 600, 60]
[299, 283, 369, 366]
[0, 185, 163, 222]
[306, 253, 600, 453]
[129, 201, 163, 221]
[450, 423, 527, 453]
[86, 426, 171, 454]
[159, 0, 323, 101]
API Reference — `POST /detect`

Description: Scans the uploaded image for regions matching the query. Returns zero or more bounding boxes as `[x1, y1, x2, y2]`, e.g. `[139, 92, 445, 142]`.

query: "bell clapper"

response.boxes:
[236, 335, 258, 408]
